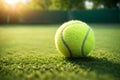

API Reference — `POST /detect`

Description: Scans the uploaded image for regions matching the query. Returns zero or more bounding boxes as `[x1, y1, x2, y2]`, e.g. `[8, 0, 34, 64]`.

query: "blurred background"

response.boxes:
[0, 0, 120, 24]
[0, 1, 120, 80]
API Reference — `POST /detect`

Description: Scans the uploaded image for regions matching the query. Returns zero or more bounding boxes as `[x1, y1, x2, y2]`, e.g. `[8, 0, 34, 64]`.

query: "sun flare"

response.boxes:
[5, 0, 20, 6]
[5, 0, 29, 6]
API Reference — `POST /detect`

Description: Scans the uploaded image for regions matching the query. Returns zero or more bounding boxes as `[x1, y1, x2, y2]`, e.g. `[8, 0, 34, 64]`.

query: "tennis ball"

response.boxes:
[55, 20, 95, 58]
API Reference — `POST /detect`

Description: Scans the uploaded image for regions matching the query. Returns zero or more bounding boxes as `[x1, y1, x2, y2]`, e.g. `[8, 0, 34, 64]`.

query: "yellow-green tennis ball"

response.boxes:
[55, 20, 95, 58]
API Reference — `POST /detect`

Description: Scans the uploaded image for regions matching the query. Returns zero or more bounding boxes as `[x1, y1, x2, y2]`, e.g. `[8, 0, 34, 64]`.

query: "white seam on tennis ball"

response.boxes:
[81, 27, 91, 56]
[61, 27, 72, 57]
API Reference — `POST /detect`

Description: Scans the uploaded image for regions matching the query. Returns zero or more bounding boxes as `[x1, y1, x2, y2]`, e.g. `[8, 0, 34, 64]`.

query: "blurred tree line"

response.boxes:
[0, 0, 119, 24]
[30, 0, 120, 10]
[0, 0, 120, 10]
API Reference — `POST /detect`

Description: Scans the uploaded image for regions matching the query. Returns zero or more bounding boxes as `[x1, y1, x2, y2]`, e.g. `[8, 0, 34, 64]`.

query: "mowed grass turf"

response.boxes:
[0, 24, 120, 80]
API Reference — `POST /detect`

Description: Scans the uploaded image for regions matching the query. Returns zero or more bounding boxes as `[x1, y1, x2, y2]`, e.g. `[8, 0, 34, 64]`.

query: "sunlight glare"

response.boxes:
[21, 0, 29, 4]
[5, 0, 20, 6]
[5, 0, 29, 6]
[85, 1, 93, 10]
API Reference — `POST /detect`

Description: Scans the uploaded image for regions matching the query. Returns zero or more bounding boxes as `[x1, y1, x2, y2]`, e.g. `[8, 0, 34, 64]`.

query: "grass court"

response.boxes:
[0, 24, 120, 80]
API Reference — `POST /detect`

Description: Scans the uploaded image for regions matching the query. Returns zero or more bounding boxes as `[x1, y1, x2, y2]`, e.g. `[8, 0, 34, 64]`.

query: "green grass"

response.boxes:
[0, 24, 120, 80]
